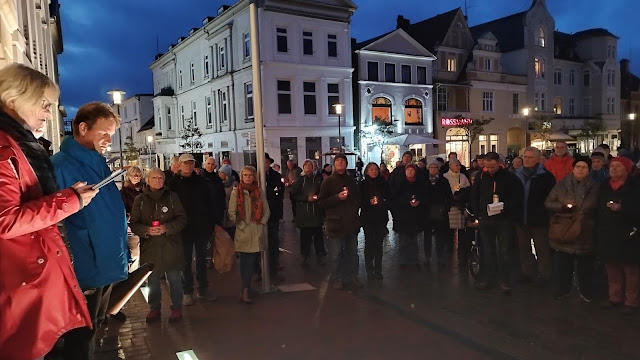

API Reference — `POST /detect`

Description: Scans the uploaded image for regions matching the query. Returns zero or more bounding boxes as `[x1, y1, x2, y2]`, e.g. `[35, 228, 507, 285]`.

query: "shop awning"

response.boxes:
[548, 132, 576, 141]
[384, 134, 445, 146]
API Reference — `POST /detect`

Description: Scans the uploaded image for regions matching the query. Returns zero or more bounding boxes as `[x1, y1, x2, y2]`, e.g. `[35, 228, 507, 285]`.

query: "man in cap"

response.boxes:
[318, 153, 361, 290]
[169, 153, 216, 304]
[264, 153, 285, 276]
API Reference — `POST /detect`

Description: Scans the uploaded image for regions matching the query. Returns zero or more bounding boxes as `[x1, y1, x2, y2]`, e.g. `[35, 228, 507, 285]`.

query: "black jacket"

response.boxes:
[359, 175, 390, 228]
[391, 176, 427, 235]
[318, 171, 360, 237]
[200, 169, 227, 225]
[426, 175, 453, 222]
[292, 173, 324, 228]
[169, 171, 213, 239]
[471, 167, 521, 222]
[266, 168, 284, 222]
[597, 177, 640, 264]
[514, 165, 556, 226]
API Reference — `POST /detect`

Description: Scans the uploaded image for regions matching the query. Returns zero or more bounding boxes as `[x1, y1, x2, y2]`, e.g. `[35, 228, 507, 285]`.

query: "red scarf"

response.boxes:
[609, 178, 625, 191]
[236, 181, 263, 223]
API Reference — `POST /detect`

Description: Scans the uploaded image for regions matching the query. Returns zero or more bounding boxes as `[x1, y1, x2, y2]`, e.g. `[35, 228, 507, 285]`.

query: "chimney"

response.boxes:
[397, 15, 410, 31]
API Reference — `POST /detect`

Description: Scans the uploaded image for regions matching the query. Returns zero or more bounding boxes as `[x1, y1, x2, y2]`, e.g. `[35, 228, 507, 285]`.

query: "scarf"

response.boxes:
[429, 174, 439, 185]
[236, 180, 263, 223]
[521, 164, 538, 181]
[0, 109, 58, 195]
[444, 170, 470, 192]
[609, 178, 625, 191]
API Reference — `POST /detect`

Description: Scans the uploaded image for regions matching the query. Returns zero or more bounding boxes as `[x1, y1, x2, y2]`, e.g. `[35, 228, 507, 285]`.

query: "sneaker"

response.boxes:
[197, 290, 218, 301]
[333, 280, 344, 290]
[168, 309, 183, 323]
[499, 283, 512, 295]
[145, 309, 161, 323]
[579, 293, 592, 303]
[183, 294, 196, 306]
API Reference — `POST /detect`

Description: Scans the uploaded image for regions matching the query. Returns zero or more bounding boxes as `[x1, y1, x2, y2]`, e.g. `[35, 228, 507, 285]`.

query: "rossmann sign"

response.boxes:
[441, 118, 473, 126]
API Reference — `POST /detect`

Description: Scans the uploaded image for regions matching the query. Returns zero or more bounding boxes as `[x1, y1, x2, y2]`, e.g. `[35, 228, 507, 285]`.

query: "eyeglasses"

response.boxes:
[40, 99, 53, 112]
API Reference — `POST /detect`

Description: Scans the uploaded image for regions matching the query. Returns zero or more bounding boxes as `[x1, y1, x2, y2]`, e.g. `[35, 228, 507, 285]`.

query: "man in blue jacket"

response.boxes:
[51, 102, 128, 360]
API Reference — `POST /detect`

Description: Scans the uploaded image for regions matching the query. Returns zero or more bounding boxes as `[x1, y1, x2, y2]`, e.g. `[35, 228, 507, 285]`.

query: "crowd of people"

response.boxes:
[2, 63, 640, 360]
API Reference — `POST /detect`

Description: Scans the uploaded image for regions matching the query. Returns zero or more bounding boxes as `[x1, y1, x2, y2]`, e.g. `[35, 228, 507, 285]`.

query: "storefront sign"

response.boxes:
[441, 118, 473, 126]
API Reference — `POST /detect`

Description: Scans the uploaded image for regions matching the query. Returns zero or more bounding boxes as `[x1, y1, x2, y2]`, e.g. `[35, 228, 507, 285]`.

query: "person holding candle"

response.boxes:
[392, 163, 427, 270]
[129, 168, 187, 322]
[425, 160, 453, 268]
[360, 162, 390, 279]
[596, 156, 640, 312]
[443, 158, 472, 268]
[292, 159, 326, 266]
[545, 157, 599, 301]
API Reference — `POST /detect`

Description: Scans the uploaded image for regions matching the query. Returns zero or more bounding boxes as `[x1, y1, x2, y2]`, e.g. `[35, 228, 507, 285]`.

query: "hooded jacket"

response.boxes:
[292, 172, 324, 228]
[51, 136, 129, 288]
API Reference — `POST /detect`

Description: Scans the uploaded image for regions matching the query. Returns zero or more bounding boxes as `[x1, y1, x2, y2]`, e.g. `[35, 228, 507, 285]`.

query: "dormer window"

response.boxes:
[535, 28, 545, 47]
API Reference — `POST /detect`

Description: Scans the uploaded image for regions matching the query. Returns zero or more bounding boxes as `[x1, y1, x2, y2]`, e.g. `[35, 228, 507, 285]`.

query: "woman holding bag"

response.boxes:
[545, 157, 598, 301]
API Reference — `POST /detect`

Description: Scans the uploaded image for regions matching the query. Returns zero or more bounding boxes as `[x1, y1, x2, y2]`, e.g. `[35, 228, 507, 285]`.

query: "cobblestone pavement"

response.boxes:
[91, 196, 640, 360]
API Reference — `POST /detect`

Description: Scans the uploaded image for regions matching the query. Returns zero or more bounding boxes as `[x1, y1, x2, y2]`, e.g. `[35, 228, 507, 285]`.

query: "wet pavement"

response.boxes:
[92, 197, 640, 360]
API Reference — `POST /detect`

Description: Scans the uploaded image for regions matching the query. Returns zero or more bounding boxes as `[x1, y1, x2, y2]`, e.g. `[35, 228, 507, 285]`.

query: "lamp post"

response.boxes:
[629, 113, 636, 148]
[108, 89, 126, 169]
[333, 103, 344, 153]
[522, 107, 530, 147]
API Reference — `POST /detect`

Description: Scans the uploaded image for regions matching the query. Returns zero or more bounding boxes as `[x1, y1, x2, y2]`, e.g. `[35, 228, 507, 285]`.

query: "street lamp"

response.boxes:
[333, 103, 344, 153]
[522, 107, 530, 147]
[629, 113, 636, 148]
[108, 89, 126, 169]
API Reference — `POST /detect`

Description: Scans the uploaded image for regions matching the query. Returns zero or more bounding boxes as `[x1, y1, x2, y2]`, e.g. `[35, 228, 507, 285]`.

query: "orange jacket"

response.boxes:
[544, 155, 574, 182]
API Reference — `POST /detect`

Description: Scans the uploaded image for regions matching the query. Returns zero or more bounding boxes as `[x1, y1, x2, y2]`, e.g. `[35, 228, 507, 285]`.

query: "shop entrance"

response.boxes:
[445, 128, 469, 167]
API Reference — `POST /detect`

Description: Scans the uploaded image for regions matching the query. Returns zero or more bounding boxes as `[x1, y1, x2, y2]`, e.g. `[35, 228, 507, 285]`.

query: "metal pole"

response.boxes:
[632, 120, 635, 148]
[249, 1, 273, 293]
[117, 104, 123, 169]
[338, 113, 342, 153]
[525, 115, 528, 147]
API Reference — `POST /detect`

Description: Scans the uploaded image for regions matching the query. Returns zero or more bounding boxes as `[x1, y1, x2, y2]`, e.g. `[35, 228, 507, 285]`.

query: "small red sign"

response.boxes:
[441, 118, 473, 126]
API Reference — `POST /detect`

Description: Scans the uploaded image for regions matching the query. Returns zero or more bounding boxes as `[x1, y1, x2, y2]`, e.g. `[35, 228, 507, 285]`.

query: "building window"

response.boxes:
[568, 98, 575, 116]
[607, 44, 616, 59]
[206, 96, 213, 127]
[583, 70, 590, 87]
[437, 87, 448, 111]
[554, 68, 562, 85]
[327, 34, 337, 57]
[447, 58, 456, 72]
[384, 63, 396, 82]
[219, 45, 225, 70]
[157, 108, 162, 131]
[204, 55, 210, 78]
[245, 83, 254, 119]
[190, 62, 195, 83]
[367, 61, 378, 81]
[166, 106, 172, 130]
[512, 93, 519, 114]
[303, 82, 316, 115]
[280, 137, 298, 165]
[485, 58, 492, 71]
[327, 83, 340, 114]
[479, 134, 487, 154]
[583, 97, 591, 116]
[404, 98, 422, 124]
[243, 33, 251, 59]
[191, 101, 197, 125]
[277, 80, 291, 114]
[401, 65, 411, 84]
[123, 106, 127, 119]
[554, 97, 563, 115]
[220, 90, 228, 122]
[490, 135, 498, 152]
[607, 97, 615, 114]
[276, 27, 288, 53]
[179, 70, 183, 89]
[372, 97, 392, 124]
[303, 31, 313, 55]
[536, 27, 545, 47]
[482, 91, 494, 112]
[608, 69, 615, 87]
[534, 58, 545, 78]
[569, 69, 575, 86]
[417, 66, 427, 85]
[180, 105, 185, 127]
[306, 137, 322, 160]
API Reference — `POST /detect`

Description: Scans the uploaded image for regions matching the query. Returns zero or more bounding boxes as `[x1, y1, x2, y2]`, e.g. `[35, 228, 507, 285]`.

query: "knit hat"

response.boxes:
[590, 151, 606, 162]
[334, 153, 348, 163]
[221, 158, 231, 165]
[573, 156, 592, 169]
[405, 163, 417, 171]
[610, 156, 634, 175]
[218, 164, 232, 178]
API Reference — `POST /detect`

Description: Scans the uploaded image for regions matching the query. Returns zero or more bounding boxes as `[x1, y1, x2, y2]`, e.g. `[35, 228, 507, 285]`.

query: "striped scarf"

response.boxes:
[236, 181, 263, 223]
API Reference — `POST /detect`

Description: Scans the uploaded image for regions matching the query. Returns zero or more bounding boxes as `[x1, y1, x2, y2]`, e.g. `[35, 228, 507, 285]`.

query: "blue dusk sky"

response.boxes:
[58, 0, 639, 119]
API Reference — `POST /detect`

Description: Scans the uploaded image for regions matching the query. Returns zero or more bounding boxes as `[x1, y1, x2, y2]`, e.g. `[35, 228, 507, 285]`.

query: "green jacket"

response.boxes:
[228, 187, 270, 253]
[129, 187, 187, 272]
[292, 173, 324, 228]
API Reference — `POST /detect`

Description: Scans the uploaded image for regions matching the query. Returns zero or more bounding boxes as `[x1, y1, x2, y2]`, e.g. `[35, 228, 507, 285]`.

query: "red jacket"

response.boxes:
[544, 154, 574, 182]
[0, 130, 91, 360]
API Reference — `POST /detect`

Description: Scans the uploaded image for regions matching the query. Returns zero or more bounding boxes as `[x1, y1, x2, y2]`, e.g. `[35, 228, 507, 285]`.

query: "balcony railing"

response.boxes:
[155, 86, 175, 97]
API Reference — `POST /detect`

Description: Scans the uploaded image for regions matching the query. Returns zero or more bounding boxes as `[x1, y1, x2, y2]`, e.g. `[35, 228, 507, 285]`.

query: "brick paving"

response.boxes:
[88, 196, 640, 360]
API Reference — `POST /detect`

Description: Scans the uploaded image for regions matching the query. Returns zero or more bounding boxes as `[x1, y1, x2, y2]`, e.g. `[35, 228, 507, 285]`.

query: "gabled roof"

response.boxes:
[138, 116, 155, 132]
[403, 8, 460, 53]
[357, 28, 436, 58]
[469, 11, 527, 53]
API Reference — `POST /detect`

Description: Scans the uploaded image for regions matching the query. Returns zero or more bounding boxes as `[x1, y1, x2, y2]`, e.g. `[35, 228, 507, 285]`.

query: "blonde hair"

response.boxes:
[124, 166, 143, 186]
[240, 165, 257, 181]
[0, 63, 59, 109]
[145, 167, 165, 183]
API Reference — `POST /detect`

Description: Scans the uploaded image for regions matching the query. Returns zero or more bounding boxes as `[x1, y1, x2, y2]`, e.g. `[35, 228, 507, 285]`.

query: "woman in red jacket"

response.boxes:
[0, 64, 98, 360]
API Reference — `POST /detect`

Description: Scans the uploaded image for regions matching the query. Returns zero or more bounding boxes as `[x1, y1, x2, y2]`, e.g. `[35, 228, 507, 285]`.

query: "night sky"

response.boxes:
[58, 0, 639, 119]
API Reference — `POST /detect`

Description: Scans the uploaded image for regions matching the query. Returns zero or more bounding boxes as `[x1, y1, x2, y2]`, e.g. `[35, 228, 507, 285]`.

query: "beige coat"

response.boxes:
[228, 187, 270, 253]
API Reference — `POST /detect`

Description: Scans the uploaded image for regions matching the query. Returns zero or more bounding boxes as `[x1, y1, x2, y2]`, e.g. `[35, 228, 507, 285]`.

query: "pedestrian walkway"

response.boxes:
[92, 202, 640, 360]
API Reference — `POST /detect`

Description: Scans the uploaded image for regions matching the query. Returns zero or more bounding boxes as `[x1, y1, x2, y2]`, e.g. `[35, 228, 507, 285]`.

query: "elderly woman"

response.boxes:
[392, 163, 427, 270]
[229, 166, 270, 303]
[360, 162, 390, 279]
[545, 157, 599, 301]
[130, 168, 187, 322]
[219, 164, 238, 238]
[597, 157, 640, 311]
[425, 160, 453, 267]
[120, 166, 144, 215]
[443, 158, 472, 267]
[0, 64, 97, 359]
[292, 159, 326, 265]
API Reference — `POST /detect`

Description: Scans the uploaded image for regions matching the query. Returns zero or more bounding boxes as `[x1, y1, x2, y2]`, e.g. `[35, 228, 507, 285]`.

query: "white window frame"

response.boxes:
[179, 70, 183, 89]
[327, 83, 340, 115]
[583, 70, 591, 87]
[191, 101, 197, 125]
[569, 69, 575, 86]
[327, 34, 337, 58]
[166, 106, 172, 130]
[220, 90, 228, 122]
[302, 31, 313, 56]
[219, 45, 225, 70]
[243, 33, 251, 59]
[437, 87, 448, 111]
[479, 134, 487, 154]
[303, 81, 316, 115]
[485, 58, 491, 71]
[482, 91, 494, 112]
[157, 108, 162, 131]
[489, 134, 498, 153]
[204, 54, 210, 78]
[190, 62, 195, 84]
[536, 28, 545, 47]
[245, 82, 254, 119]
[568, 98, 575, 116]
[554, 68, 562, 85]
[180, 105, 185, 127]
[277, 80, 292, 115]
[206, 96, 213, 127]
[276, 27, 288, 53]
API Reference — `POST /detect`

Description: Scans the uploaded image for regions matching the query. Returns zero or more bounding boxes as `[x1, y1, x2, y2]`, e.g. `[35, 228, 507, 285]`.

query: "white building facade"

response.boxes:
[109, 94, 154, 168]
[0, 0, 65, 152]
[149, 0, 357, 170]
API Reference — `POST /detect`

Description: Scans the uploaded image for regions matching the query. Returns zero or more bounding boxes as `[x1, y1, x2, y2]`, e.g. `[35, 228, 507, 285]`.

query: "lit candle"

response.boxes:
[566, 204, 573, 209]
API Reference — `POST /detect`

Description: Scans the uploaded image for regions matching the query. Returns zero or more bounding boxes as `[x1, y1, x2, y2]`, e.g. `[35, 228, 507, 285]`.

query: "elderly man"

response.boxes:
[514, 147, 556, 284]
[439, 152, 469, 177]
[164, 155, 180, 182]
[590, 151, 609, 183]
[545, 141, 574, 182]
[170, 153, 216, 304]
[51, 102, 130, 359]
[201, 157, 227, 268]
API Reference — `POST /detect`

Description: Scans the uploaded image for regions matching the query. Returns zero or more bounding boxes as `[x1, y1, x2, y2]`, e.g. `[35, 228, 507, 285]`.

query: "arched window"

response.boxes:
[404, 98, 423, 125]
[536, 27, 545, 47]
[371, 97, 392, 124]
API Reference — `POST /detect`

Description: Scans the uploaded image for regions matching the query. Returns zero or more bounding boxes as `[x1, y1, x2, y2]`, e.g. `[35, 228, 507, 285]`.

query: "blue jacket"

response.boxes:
[515, 164, 556, 226]
[51, 137, 128, 288]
